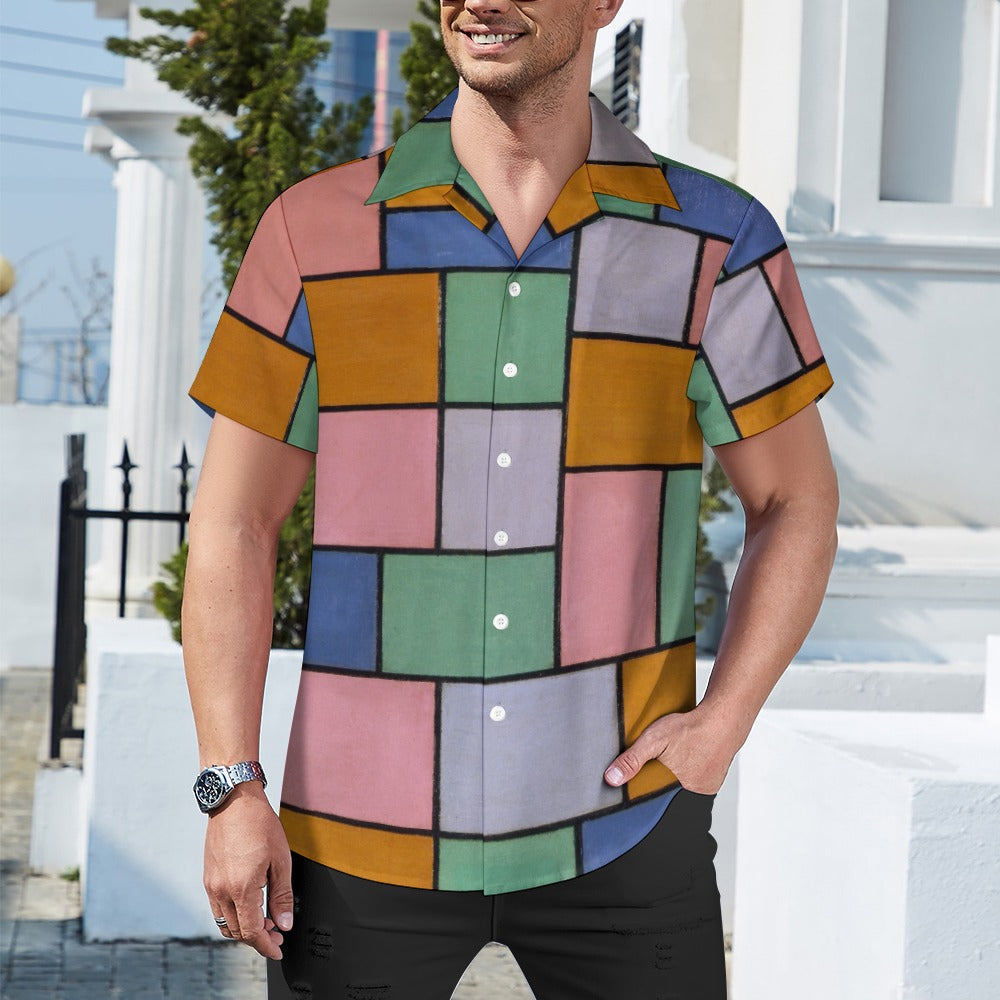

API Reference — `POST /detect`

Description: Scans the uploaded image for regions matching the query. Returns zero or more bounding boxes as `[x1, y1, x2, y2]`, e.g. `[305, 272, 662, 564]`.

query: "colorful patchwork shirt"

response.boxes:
[190, 91, 833, 895]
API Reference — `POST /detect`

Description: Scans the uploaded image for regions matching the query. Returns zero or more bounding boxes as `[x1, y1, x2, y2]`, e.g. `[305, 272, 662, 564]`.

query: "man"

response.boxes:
[184, 0, 839, 996]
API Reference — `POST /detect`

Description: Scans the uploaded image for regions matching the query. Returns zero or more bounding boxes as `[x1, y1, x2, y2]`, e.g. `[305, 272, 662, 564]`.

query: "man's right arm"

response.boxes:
[182, 413, 314, 960]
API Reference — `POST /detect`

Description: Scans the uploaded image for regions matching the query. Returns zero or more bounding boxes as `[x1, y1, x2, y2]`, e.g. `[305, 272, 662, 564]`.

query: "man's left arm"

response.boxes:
[604, 403, 839, 793]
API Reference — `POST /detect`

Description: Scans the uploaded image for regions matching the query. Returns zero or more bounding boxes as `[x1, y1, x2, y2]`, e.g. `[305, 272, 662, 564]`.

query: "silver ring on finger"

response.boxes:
[214, 915, 228, 927]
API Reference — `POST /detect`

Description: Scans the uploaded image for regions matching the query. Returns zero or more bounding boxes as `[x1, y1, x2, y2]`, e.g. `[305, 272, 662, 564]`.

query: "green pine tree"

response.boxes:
[118, 0, 373, 648]
[394, 0, 458, 138]
[108, 0, 373, 289]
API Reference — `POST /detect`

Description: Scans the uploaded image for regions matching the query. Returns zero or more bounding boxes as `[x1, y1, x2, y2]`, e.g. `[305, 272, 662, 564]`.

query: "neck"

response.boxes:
[450, 56, 594, 198]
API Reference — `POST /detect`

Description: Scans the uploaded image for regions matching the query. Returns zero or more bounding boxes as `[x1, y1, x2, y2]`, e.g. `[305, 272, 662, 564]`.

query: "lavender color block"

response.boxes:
[702, 267, 803, 405]
[574, 217, 700, 341]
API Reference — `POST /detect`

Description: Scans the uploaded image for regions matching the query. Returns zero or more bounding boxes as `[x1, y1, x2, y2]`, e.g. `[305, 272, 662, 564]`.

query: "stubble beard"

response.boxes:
[445, 24, 587, 116]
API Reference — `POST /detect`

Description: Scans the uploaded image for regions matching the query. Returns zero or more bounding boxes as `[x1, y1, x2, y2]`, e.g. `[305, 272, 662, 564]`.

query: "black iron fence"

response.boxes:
[50, 434, 193, 759]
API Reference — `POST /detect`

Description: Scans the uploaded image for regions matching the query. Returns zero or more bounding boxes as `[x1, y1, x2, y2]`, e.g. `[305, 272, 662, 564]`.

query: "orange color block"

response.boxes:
[547, 164, 601, 234]
[620, 644, 696, 799]
[566, 339, 702, 467]
[732, 361, 834, 439]
[443, 187, 491, 230]
[307, 273, 441, 407]
[588, 163, 680, 211]
[280, 808, 435, 890]
[386, 185, 452, 210]
[190, 312, 309, 441]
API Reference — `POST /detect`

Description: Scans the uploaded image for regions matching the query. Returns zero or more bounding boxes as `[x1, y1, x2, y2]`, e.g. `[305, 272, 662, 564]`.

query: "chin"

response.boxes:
[456, 61, 539, 100]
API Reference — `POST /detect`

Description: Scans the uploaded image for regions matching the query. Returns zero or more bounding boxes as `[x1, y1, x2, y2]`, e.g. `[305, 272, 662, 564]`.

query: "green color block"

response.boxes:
[437, 838, 484, 891]
[594, 193, 656, 220]
[381, 554, 486, 677]
[285, 362, 318, 452]
[659, 469, 701, 644]
[483, 552, 555, 678]
[367, 121, 456, 203]
[687, 357, 739, 446]
[445, 271, 570, 404]
[484, 826, 577, 895]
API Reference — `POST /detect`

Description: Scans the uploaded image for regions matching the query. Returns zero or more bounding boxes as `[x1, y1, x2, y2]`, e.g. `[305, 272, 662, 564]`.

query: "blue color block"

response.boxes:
[285, 291, 315, 356]
[658, 166, 750, 242]
[304, 550, 379, 670]
[387, 211, 514, 269]
[581, 786, 681, 872]
[722, 197, 787, 273]
[522, 228, 575, 270]
[425, 89, 458, 120]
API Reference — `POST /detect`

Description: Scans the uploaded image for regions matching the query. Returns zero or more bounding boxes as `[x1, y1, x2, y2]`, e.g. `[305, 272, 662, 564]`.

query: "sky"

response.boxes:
[1, 0, 124, 334]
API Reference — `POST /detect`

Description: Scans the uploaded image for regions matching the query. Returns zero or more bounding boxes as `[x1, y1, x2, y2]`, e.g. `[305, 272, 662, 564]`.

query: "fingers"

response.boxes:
[604, 730, 662, 787]
[209, 883, 284, 959]
[234, 884, 283, 960]
[267, 848, 295, 933]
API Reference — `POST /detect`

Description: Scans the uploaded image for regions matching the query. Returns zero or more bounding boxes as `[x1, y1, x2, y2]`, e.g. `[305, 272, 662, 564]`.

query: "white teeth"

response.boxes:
[470, 33, 517, 45]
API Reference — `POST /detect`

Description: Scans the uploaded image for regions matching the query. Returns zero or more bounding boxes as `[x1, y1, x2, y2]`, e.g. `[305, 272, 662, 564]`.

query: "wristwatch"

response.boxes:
[193, 761, 267, 814]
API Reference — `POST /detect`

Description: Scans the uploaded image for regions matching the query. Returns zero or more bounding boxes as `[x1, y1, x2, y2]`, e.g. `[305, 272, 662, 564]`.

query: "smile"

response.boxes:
[466, 32, 520, 45]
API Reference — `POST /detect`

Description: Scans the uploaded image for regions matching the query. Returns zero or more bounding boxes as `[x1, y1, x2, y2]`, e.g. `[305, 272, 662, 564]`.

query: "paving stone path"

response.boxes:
[0, 669, 534, 999]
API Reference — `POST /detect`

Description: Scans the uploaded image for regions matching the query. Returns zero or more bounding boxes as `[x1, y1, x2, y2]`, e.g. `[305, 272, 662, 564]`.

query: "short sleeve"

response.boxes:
[687, 198, 833, 446]
[189, 196, 318, 453]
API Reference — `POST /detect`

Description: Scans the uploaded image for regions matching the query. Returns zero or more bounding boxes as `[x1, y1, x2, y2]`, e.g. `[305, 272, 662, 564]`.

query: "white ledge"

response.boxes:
[787, 233, 1000, 274]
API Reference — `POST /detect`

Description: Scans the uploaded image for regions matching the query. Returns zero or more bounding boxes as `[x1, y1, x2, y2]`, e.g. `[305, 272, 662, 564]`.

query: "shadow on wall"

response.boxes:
[832, 454, 988, 527]
[800, 255, 993, 527]
[811, 266, 906, 440]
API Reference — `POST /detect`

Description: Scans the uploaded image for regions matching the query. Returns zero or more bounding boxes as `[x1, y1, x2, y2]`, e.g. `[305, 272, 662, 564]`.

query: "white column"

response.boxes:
[83, 88, 204, 609]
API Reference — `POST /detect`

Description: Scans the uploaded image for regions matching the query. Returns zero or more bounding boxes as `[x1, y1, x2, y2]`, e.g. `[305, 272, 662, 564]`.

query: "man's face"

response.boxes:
[441, 0, 598, 101]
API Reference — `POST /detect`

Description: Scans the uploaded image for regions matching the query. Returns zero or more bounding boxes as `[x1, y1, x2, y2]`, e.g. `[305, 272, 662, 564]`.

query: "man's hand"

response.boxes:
[204, 783, 294, 960]
[603, 705, 739, 795]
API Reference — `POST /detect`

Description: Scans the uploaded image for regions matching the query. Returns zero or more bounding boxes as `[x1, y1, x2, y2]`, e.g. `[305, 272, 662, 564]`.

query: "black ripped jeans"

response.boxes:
[267, 789, 726, 1000]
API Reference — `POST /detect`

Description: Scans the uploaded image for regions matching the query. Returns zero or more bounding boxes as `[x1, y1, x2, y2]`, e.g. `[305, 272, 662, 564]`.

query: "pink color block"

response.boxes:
[560, 471, 661, 666]
[281, 157, 382, 276]
[763, 250, 823, 365]
[226, 200, 303, 337]
[282, 670, 437, 830]
[314, 409, 438, 548]
[687, 239, 730, 347]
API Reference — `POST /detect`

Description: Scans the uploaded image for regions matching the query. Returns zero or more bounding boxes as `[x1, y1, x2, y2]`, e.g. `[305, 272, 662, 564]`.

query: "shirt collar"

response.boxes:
[366, 90, 679, 237]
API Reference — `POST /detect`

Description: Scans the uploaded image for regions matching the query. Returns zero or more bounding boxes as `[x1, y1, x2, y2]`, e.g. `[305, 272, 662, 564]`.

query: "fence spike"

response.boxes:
[116, 440, 137, 475]
[175, 444, 193, 478]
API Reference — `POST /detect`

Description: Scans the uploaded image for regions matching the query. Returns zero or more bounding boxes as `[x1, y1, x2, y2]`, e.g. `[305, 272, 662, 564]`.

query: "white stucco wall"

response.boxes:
[795, 252, 1000, 526]
[734, 710, 1000, 1000]
[595, 0, 743, 178]
[79, 619, 302, 941]
[0, 403, 108, 670]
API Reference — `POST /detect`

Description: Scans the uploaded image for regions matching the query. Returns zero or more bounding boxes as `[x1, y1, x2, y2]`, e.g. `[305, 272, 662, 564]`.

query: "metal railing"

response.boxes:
[49, 434, 193, 759]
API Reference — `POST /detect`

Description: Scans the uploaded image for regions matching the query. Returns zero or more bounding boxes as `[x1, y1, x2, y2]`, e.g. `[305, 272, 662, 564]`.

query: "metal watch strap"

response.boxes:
[226, 760, 267, 790]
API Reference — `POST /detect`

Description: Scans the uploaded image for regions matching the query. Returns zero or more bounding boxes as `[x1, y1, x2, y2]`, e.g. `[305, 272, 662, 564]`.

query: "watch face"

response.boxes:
[195, 769, 227, 808]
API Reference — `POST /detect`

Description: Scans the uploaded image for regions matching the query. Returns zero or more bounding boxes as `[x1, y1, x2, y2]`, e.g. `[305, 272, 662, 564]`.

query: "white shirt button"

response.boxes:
[508, 281, 521, 298]
[502, 362, 518, 378]
[496, 452, 512, 468]
[493, 530, 509, 547]
[489, 705, 506, 722]
[492, 613, 509, 631]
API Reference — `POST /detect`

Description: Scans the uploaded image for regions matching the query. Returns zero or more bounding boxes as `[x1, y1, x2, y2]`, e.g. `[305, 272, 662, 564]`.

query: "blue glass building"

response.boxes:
[311, 29, 410, 154]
